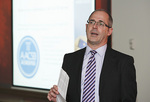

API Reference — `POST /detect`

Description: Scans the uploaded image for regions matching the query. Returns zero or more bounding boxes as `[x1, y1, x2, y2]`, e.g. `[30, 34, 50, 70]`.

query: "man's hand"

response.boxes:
[47, 85, 59, 102]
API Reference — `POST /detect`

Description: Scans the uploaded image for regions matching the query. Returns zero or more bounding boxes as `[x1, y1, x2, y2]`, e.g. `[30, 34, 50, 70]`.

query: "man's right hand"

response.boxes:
[47, 85, 59, 102]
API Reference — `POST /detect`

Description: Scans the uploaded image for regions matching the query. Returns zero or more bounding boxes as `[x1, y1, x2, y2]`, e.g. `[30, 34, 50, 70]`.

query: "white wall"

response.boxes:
[112, 0, 150, 102]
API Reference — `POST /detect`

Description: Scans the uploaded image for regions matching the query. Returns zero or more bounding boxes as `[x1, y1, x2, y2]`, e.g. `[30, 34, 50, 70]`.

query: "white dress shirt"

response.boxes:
[81, 44, 107, 102]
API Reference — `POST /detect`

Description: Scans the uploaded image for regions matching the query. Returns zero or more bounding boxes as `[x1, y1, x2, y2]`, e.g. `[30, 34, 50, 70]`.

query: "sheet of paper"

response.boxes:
[57, 68, 69, 102]
[57, 94, 66, 102]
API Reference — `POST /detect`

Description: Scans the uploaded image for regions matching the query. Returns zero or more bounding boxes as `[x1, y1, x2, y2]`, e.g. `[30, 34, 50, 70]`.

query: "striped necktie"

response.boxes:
[82, 50, 97, 102]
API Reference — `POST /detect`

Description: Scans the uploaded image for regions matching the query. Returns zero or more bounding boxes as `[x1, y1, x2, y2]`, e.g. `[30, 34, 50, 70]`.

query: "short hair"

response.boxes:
[88, 9, 113, 27]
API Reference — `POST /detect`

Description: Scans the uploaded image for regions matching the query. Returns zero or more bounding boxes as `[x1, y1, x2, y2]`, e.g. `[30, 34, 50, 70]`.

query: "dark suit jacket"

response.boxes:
[62, 46, 137, 102]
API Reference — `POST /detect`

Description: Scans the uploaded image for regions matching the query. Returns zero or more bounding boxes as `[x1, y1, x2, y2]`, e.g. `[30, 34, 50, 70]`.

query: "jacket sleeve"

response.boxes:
[121, 56, 137, 102]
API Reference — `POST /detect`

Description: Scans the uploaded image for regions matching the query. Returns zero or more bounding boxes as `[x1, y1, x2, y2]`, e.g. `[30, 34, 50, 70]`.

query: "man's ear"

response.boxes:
[86, 24, 88, 28]
[108, 28, 113, 36]
[85, 24, 88, 32]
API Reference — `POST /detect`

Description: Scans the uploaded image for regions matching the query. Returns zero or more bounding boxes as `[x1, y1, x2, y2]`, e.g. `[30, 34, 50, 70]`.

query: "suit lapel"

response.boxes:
[99, 46, 116, 97]
[76, 48, 86, 101]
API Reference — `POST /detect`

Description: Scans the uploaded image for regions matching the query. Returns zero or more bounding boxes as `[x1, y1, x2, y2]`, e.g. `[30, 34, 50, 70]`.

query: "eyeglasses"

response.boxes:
[87, 20, 111, 28]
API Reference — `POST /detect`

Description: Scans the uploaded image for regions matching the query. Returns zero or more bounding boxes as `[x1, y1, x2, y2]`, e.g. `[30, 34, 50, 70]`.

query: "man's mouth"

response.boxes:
[91, 32, 98, 35]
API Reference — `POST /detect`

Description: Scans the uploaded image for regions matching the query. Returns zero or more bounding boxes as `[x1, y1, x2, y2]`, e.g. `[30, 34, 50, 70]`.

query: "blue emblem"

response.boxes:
[18, 36, 40, 78]
[78, 39, 87, 49]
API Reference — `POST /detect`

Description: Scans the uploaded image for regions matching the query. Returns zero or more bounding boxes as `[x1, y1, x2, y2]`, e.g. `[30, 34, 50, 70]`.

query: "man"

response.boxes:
[47, 9, 137, 102]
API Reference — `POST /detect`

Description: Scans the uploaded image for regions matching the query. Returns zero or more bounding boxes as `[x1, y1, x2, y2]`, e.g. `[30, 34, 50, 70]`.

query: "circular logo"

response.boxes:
[18, 36, 40, 78]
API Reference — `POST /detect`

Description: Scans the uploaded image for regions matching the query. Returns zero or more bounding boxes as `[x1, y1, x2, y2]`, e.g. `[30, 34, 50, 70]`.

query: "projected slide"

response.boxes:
[12, 0, 95, 89]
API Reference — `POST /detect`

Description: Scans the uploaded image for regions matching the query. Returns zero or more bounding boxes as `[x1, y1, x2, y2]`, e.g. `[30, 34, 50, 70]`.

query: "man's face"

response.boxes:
[86, 11, 113, 47]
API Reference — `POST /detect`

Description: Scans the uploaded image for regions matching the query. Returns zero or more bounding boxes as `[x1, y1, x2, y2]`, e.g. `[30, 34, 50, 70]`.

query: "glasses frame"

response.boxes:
[87, 20, 111, 28]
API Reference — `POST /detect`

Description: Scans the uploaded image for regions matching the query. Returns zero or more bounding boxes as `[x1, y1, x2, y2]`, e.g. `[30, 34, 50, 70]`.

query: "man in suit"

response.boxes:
[47, 9, 137, 102]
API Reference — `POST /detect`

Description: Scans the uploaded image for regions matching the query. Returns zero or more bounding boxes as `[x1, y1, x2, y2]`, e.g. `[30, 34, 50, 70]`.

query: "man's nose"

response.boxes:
[93, 22, 98, 28]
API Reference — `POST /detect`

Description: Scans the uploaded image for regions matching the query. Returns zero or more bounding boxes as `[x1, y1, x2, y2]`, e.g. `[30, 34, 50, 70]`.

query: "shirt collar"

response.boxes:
[85, 44, 107, 57]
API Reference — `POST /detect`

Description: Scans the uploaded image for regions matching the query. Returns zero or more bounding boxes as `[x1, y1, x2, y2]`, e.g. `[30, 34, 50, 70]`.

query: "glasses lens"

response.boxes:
[88, 20, 95, 25]
[98, 21, 105, 27]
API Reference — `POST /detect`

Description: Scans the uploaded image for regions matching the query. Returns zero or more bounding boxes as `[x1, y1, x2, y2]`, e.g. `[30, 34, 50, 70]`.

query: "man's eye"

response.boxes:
[99, 22, 104, 26]
[90, 21, 95, 24]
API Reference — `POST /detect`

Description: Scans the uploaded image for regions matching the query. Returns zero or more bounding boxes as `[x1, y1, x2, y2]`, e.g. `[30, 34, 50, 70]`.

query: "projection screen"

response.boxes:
[12, 0, 95, 90]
